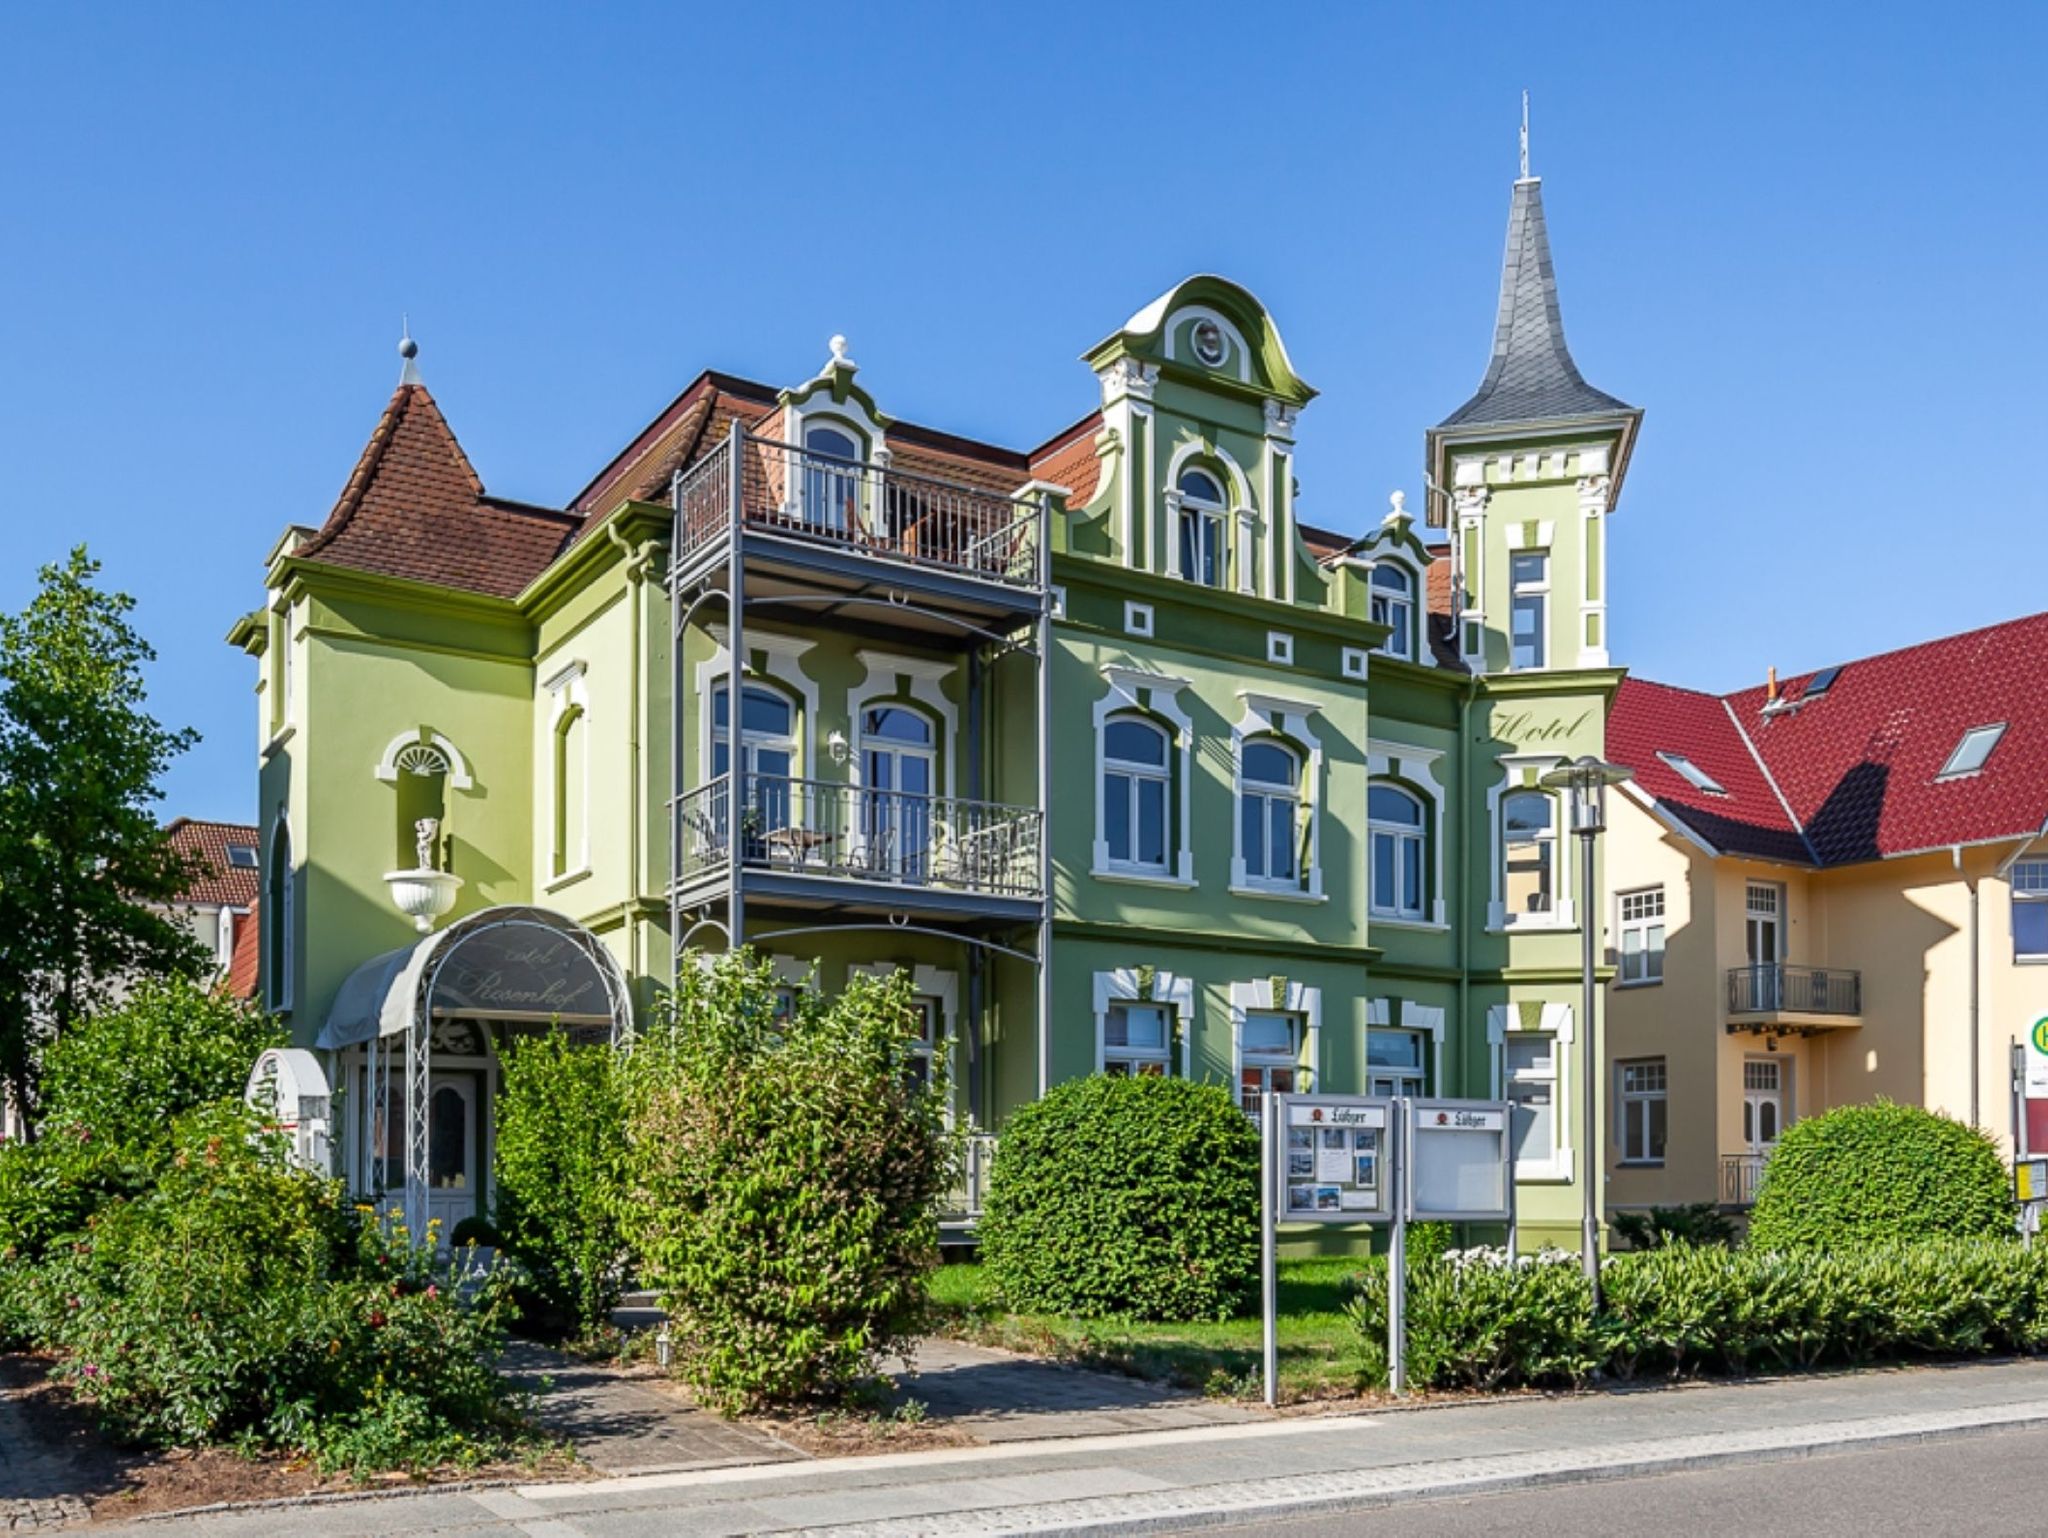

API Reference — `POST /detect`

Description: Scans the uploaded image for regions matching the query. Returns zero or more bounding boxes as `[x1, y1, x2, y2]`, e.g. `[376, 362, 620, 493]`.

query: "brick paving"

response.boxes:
[0, 1373, 89, 1531]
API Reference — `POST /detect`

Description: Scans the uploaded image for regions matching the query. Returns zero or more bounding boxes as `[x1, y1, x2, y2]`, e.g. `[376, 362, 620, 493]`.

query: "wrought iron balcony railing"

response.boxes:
[672, 432, 1045, 590]
[674, 774, 1043, 901]
[1726, 963, 1862, 1017]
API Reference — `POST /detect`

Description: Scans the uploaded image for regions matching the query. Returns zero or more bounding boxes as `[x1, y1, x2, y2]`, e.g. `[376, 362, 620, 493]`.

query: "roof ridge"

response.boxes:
[1723, 606, 2048, 699]
[1720, 695, 1820, 865]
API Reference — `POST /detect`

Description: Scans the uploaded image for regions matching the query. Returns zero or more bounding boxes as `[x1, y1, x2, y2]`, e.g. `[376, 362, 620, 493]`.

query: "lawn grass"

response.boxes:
[926, 1257, 1373, 1402]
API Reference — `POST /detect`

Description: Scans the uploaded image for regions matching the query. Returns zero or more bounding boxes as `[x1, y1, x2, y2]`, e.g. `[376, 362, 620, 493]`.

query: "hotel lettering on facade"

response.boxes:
[233, 165, 1639, 1248]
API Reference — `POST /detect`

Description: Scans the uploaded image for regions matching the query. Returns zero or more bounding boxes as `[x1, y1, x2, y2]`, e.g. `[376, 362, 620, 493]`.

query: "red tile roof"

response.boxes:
[297, 383, 583, 600]
[1029, 414, 1105, 506]
[224, 897, 260, 1000]
[1611, 611, 2048, 866]
[1608, 680, 1811, 863]
[164, 818, 261, 908]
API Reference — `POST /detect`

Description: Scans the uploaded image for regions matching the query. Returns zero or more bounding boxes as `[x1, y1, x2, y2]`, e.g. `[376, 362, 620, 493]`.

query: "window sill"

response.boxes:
[1370, 913, 1448, 932]
[1616, 1160, 1665, 1169]
[1091, 866, 1198, 890]
[1514, 1168, 1572, 1185]
[2017, 955, 2048, 966]
[1492, 918, 1579, 935]
[1614, 978, 1664, 990]
[1230, 883, 1326, 905]
[545, 867, 593, 895]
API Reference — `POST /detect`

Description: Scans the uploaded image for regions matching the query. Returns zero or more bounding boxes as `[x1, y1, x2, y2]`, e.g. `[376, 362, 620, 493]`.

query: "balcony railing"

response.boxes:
[675, 774, 1043, 901]
[1726, 963, 1862, 1017]
[943, 1133, 998, 1224]
[1721, 1151, 1770, 1207]
[673, 433, 1044, 590]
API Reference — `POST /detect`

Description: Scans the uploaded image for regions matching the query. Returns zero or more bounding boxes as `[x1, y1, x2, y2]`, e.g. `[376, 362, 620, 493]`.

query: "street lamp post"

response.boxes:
[1540, 755, 1632, 1309]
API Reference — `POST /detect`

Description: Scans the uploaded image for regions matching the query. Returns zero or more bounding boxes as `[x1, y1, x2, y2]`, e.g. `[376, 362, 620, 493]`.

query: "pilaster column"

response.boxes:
[1576, 473, 1611, 668]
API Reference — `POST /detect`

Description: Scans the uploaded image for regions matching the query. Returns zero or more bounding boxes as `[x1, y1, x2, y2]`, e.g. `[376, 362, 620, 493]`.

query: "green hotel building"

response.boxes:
[233, 163, 1639, 1250]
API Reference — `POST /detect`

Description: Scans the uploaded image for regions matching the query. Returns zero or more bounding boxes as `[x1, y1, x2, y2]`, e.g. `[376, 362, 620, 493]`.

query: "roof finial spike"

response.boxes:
[398, 313, 422, 386]
[1519, 90, 1531, 181]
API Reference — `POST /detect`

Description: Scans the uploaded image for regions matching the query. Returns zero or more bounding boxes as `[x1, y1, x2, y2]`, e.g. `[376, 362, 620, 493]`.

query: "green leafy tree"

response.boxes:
[0, 547, 205, 1136]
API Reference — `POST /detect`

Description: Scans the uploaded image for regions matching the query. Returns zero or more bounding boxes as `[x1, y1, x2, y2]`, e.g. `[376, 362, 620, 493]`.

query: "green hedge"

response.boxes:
[978, 1075, 1260, 1323]
[1345, 1238, 2048, 1392]
[1747, 1101, 2009, 1250]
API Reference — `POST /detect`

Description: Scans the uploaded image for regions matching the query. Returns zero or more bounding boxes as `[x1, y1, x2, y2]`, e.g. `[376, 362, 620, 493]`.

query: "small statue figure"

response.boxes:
[414, 817, 440, 872]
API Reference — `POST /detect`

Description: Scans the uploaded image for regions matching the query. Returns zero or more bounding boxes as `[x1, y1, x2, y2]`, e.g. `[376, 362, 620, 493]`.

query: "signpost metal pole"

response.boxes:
[1389, 1097, 1407, 1397]
[1261, 1090, 1278, 1408]
[2014, 1041, 2034, 1249]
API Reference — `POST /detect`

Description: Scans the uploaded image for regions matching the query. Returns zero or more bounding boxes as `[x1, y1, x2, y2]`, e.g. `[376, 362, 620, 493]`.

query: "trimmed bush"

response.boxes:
[1610, 1202, 1736, 1251]
[1344, 1237, 2048, 1393]
[1747, 1101, 2010, 1251]
[618, 953, 952, 1412]
[492, 1035, 630, 1338]
[978, 1075, 1260, 1323]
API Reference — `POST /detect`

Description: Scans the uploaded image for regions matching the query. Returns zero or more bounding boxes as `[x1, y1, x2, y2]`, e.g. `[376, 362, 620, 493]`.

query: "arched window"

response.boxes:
[1368, 782, 1427, 919]
[1177, 468, 1226, 587]
[1103, 714, 1171, 873]
[803, 422, 863, 535]
[390, 741, 452, 872]
[1240, 738, 1301, 888]
[1503, 790, 1557, 917]
[860, 702, 935, 880]
[552, 704, 587, 878]
[1370, 564, 1415, 661]
[266, 816, 293, 1010]
[711, 682, 797, 835]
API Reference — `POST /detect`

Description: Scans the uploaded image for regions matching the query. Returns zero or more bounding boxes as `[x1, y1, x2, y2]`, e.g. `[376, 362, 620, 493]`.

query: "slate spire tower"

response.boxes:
[1429, 127, 1641, 673]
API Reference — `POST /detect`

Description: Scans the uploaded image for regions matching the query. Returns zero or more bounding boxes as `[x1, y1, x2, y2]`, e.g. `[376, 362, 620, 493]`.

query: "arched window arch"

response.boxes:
[1370, 564, 1416, 661]
[858, 701, 936, 880]
[266, 815, 293, 1010]
[1176, 467, 1227, 587]
[802, 420, 863, 534]
[1502, 789, 1558, 917]
[552, 703, 587, 879]
[1102, 713, 1172, 874]
[1368, 781, 1428, 919]
[1239, 736, 1302, 889]
[711, 680, 797, 835]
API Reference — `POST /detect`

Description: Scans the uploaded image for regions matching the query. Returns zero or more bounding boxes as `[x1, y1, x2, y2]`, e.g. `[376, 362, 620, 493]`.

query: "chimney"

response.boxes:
[1765, 666, 1779, 704]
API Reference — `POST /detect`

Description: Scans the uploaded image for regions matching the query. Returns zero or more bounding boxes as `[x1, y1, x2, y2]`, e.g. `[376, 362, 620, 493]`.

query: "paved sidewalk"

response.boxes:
[128, 1358, 2048, 1535]
[0, 1361, 94, 1532]
[885, 1339, 1257, 1441]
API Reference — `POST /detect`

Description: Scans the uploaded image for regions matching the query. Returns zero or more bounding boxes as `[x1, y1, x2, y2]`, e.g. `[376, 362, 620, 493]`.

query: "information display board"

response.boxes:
[1275, 1096, 1393, 1223]
[1405, 1099, 1514, 1222]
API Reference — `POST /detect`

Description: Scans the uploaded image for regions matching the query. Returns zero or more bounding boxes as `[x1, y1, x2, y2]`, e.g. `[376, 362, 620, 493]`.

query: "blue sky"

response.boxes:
[2, 3, 2042, 825]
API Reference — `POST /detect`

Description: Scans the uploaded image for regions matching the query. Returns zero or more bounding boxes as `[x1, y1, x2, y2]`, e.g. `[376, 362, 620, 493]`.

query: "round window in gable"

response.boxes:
[1191, 319, 1226, 366]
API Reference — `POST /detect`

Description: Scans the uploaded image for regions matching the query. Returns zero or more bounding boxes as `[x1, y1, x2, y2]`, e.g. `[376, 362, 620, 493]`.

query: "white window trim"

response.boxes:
[1507, 548, 1551, 673]
[544, 661, 592, 887]
[1342, 647, 1370, 681]
[1486, 757, 1577, 931]
[1368, 560, 1419, 662]
[2014, 859, 2048, 964]
[1615, 1056, 1668, 1166]
[1367, 998, 1446, 1096]
[1488, 1001, 1575, 1181]
[1093, 666, 1196, 886]
[1162, 436, 1255, 594]
[1124, 601, 1155, 637]
[1230, 691, 1326, 901]
[373, 729, 474, 789]
[1229, 978, 1321, 1104]
[1266, 631, 1294, 665]
[1367, 740, 1449, 927]
[1093, 967, 1195, 1080]
[1615, 884, 1667, 987]
[697, 626, 819, 783]
[852, 962, 961, 1124]
[852, 651, 959, 801]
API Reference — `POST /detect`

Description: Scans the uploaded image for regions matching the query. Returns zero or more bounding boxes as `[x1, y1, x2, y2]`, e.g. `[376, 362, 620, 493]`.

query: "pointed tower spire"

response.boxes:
[398, 316, 423, 387]
[1436, 131, 1633, 430]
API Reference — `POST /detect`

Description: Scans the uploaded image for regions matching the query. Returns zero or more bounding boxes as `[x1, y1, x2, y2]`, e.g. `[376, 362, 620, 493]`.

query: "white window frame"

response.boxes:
[2013, 859, 2048, 963]
[1229, 979, 1320, 1121]
[544, 660, 591, 886]
[1368, 781, 1428, 921]
[1368, 742, 1449, 927]
[1368, 998, 1446, 1095]
[1655, 750, 1728, 797]
[1230, 692, 1326, 901]
[1103, 1001, 1175, 1078]
[1238, 735, 1303, 893]
[1101, 712, 1173, 877]
[1175, 469, 1228, 588]
[1369, 563, 1416, 661]
[1615, 1057, 1668, 1165]
[1938, 722, 2007, 780]
[1508, 550, 1549, 671]
[1366, 1027, 1429, 1098]
[1487, 759, 1578, 931]
[1488, 1002, 1574, 1181]
[1502, 788, 1560, 925]
[1617, 885, 1666, 986]
[1094, 968, 1195, 1080]
[1092, 667, 1196, 886]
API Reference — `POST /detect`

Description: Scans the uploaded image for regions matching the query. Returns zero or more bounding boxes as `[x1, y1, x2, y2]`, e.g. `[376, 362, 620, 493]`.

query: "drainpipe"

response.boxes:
[1954, 844, 1980, 1129]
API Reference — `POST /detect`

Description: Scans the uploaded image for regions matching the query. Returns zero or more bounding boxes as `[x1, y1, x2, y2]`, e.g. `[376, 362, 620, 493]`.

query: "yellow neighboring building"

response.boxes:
[1602, 614, 2048, 1216]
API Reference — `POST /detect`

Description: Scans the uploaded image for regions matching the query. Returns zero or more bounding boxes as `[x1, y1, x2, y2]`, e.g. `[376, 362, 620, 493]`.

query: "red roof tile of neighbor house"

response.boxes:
[1029, 413, 1105, 506]
[224, 897, 260, 1000]
[1608, 679, 1812, 863]
[1610, 610, 2048, 866]
[164, 819, 261, 908]
[1297, 521, 1350, 561]
[297, 383, 583, 600]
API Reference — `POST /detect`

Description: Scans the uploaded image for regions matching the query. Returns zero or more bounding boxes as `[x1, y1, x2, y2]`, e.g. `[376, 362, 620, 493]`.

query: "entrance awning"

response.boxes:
[316, 904, 628, 1051]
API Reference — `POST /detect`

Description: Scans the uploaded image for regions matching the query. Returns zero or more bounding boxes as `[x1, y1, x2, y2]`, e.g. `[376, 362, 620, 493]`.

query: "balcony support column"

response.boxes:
[727, 417, 747, 951]
[1035, 492, 1054, 1099]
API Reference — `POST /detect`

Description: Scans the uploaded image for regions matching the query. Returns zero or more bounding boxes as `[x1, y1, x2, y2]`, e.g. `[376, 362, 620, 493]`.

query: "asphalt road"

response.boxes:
[1210, 1425, 2048, 1537]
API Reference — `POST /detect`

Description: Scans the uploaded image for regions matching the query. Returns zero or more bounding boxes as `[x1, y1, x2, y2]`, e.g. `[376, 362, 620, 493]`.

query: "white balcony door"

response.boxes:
[802, 425, 862, 535]
[861, 705, 933, 881]
[1744, 882, 1784, 1010]
[1742, 1058, 1784, 1155]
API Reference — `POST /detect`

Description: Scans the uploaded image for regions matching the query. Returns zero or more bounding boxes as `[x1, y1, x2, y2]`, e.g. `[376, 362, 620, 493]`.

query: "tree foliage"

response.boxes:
[617, 952, 953, 1411]
[0, 547, 205, 1135]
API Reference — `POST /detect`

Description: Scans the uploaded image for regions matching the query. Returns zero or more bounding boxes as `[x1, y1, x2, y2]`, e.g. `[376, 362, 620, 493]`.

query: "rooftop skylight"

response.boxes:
[1656, 750, 1729, 797]
[1803, 665, 1842, 698]
[226, 844, 258, 868]
[1937, 723, 2007, 780]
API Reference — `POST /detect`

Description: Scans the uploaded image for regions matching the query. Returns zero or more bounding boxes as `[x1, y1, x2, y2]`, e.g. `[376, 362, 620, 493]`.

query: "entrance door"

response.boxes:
[426, 1072, 481, 1242]
[1745, 882, 1784, 1010]
[1743, 1058, 1785, 1155]
[861, 705, 934, 881]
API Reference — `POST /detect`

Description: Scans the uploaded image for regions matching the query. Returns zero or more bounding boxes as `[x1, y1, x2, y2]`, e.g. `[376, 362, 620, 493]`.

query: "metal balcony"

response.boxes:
[672, 775, 1044, 917]
[1725, 964, 1862, 1031]
[1721, 1151, 1769, 1208]
[671, 432, 1045, 602]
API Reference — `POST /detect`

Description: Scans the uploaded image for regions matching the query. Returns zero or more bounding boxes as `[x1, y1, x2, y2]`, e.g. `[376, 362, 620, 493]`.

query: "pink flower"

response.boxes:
[425, 1285, 439, 1300]
[81, 1363, 99, 1378]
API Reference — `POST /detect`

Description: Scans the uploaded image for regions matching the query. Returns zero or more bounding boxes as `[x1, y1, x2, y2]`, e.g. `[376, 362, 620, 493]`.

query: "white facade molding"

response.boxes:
[1093, 664, 1196, 884]
[1485, 754, 1579, 932]
[544, 662, 592, 883]
[1504, 519, 1556, 553]
[1230, 690, 1326, 900]
[1576, 473, 1613, 669]
[1491, 1000, 1576, 1181]
[1099, 356, 1159, 406]
[1261, 397, 1298, 444]
[1368, 738, 1451, 926]
[373, 729, 474, 789]
[1163, 434, 1255, 591]
[1092, 966, 1197, 1080]
[1161, 304, 1253, 383]
[697, 626, 820, 782]
[851, 649, 959, 799]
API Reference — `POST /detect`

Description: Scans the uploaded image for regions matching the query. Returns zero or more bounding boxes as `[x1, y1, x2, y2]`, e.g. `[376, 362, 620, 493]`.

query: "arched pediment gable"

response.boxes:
[1084, 275, 1315, 405]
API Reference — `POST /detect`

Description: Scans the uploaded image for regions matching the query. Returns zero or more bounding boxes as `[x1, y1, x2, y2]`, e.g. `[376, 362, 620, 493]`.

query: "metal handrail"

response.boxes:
[672, 433, 1043, 589]
[943, 1132, 998, 1221]
[673, 774, 1043, 900]
[1721, 1150, 1770, 1206]
[1726, 963, 1862, 1016]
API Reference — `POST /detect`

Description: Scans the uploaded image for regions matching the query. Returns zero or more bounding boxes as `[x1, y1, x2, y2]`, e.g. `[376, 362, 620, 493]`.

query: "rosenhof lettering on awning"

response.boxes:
[429, 931, 608, 1020]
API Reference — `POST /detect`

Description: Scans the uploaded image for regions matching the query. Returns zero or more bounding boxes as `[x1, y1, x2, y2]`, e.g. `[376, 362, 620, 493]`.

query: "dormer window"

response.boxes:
[1177, 469, 1226, 587]
[226, 843, 258, 869]
[802, 423, 862, 535]
[1370, 564, 1416, 660]
[1656, 751, 1728, 797]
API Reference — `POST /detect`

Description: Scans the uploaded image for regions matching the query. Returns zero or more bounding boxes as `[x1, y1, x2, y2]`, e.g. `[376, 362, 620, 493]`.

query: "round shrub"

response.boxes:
[978, 1074, 1260, 1322]
[1746, 1100, 2010, 1251]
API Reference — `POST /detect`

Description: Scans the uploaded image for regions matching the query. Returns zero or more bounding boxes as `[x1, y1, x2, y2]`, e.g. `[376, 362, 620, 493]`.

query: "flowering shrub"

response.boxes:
[617, 952, 952, 1412]
[16, 1104, 531, 1472]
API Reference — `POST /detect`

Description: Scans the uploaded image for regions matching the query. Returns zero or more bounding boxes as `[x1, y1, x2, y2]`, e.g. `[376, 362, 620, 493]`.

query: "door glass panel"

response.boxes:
[429, 1085, 468, 1190]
